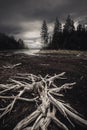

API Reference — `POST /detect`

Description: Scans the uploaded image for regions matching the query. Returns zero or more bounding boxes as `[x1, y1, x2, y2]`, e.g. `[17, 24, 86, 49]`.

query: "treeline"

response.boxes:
[41, 15, 87, 50]
[0, 33, 25, 50]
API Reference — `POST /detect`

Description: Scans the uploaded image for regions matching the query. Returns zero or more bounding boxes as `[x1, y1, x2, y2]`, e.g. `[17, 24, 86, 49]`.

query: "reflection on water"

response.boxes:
[14, 49, 40, 55]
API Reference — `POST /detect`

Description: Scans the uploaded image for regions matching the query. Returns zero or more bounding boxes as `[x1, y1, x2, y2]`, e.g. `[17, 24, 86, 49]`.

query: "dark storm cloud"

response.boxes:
[0, 0, 87, 38]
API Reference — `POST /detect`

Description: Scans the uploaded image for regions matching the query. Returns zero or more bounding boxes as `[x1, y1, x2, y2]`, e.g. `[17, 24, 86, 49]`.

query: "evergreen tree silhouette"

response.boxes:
[77, 24, 83, 32]
[77, 24, 87, 50]
[51, 18, 62, 49]
[41, 20, 48, 47]
[41, 16, 87, 51]
[63, 15, 75, 33]
[63, 15, 75, 49]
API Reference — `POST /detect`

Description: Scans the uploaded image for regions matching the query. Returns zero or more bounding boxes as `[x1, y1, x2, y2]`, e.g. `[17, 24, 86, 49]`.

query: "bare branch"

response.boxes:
[0, 72, 87, 130]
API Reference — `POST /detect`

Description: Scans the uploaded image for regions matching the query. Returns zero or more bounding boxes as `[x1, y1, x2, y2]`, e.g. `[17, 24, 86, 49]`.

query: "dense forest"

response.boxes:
[0, 33, 25, 50]
[41, 15, 87, 51]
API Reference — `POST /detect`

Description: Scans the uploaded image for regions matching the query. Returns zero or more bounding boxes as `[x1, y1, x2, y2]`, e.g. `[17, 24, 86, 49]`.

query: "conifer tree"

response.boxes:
[41, 20, 48, 46]
[52, 18, 62, 49]
[77, 24, 83, 32]
[63, 15, 75, 33]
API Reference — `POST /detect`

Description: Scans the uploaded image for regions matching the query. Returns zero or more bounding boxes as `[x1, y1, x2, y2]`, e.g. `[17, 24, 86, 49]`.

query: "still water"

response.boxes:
[0, 49, 40, 57]
[14, 49, 40, 55]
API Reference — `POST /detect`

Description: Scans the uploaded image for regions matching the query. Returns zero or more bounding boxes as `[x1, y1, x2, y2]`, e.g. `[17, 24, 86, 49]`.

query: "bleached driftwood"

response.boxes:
[3, 63, 22, 69]
[0, 72, 87, 130]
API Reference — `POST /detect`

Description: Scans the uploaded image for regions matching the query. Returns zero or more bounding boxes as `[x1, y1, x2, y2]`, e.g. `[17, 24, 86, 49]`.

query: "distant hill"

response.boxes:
[0, 33, 25, 50]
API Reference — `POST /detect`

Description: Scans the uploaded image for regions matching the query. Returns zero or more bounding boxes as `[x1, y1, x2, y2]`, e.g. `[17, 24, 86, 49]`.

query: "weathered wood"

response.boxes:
[3, 63, 22, 69]
[0, 73, 87, 130]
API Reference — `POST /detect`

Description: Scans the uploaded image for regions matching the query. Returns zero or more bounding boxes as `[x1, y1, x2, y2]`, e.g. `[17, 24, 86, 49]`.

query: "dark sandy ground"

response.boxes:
[0, 50, 87, 130]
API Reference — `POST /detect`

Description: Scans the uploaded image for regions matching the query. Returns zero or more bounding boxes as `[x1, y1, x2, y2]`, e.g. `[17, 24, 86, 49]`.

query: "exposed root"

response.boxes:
[0, 72, 87, 130]
[13, 109, 41, 130]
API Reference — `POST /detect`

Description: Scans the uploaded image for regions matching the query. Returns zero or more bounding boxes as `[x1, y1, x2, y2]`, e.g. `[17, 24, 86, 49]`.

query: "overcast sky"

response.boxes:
[0, 0, 87, 45]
